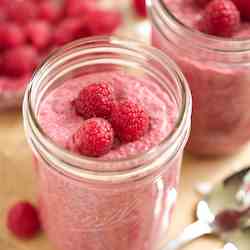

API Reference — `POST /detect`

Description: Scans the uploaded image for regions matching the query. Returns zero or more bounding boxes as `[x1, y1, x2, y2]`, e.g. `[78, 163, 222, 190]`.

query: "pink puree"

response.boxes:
[37, 71, 183, 250]
[152, 0, 250, 155]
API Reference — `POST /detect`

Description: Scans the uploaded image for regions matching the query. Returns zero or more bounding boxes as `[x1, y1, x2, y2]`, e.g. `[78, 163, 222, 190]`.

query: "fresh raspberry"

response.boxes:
[0, 7, 6, 21]
[0, 75, 30, 92]
[26, 21, 52, 50]
[195, 0, 211, 7]
[69, 118, 114, 157]
[65, 0, 96, 17]
[111, 100, 150, 142]
[215, 210, 241, 231]
[7, 201, 41, 238]
[0, 22, 26, 49]
[2, 46, 39, 77]
[86, 9, 122, 36]
[38, 0, 62, 23]
[73, 83, 115, 120]
[0, 77, 11, 91]
[232, 0, 250, 20]
[53, 18, 86, 46]
[133, 0, 147, 17]
[199, 0, 240, 37]
[0, 0, 7, 6]
[7, 0, 38, 24]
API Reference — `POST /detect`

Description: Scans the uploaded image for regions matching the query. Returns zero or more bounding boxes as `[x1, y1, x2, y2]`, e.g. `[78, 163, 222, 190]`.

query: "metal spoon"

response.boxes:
[220, 243, 238, 250]
[164, 167, 250, 250]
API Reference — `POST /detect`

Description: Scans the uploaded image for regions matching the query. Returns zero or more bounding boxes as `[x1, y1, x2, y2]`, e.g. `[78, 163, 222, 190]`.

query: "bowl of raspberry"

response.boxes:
[0, 0, 122, 110]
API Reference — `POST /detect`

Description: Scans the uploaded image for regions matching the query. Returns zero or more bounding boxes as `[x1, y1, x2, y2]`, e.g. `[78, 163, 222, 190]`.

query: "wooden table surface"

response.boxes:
[1, 2, 250, 250]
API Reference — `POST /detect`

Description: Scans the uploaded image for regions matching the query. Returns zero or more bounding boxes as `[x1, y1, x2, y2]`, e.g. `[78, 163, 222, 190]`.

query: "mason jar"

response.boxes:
[23, 36, 191, 250]
[148, 0, 250, 156]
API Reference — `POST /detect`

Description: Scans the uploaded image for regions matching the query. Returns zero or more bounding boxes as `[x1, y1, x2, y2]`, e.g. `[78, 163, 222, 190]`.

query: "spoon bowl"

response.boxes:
[165, 167, 250, 250]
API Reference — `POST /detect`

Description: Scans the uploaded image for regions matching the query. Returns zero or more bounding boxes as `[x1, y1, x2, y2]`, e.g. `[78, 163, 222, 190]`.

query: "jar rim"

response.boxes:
[23, 36, 192, 182]
[148, 0, 250, 53]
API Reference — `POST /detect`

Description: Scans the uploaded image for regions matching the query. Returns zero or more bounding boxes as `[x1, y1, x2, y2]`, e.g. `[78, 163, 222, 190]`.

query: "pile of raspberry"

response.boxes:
[0, 0, 122, 110]
[196, 0, 250, 37]
[133, 0, 147, 17]
[69, 82, 150, 157]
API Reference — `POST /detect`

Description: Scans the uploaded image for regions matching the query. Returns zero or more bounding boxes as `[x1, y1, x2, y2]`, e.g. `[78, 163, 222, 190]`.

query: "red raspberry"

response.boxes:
[111, 100, 150, 143]
[0, 7, 6, 21]
[133, 0, 147, 17]
[2, 46, 39, 77]
[86, 9, 122, 36]
[199, 0, 240, 37]
[7, 201, 41, 238]
[0, 22, 26, 49]
[0, 75, 30, 92]
[73, 83, 115, 120]
[7, 0, 38, 24]
[38, 0, 62, 23]
[195, 0, 211, 6]
[0, 0, 7, 6]
[53, 18, 86, 46]
[69, 118, 114, 157]
[0, 77, 11, 91]
[215, 210, 241, 231]
[232, 0, 250, 20]
[26, 21, 52, 50]
[65, 0, 96, 17]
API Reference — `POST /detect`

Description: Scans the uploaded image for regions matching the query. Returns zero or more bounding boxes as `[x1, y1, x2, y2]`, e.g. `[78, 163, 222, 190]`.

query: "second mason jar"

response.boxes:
[149, 0, 250, 156]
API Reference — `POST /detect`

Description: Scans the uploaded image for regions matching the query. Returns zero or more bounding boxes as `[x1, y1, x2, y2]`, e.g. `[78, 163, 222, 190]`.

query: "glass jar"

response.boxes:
[23, 36, 191, 250]
[148, 0, 250, 156]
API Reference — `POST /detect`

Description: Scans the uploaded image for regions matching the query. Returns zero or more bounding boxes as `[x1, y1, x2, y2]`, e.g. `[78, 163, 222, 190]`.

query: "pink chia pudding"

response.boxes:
[34, 70, 185, 250]
[150, 0, 250, 155]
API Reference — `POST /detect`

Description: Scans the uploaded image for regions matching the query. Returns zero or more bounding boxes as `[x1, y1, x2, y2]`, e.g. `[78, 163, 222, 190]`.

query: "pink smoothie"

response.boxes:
[36, 71, 183, 250]
[152, 0, 250, 155]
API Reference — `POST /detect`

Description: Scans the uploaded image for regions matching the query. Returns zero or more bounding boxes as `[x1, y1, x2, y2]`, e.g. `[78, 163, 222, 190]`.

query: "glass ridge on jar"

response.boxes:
[23, 36, 191, 250]
[148, 0, 250, 156]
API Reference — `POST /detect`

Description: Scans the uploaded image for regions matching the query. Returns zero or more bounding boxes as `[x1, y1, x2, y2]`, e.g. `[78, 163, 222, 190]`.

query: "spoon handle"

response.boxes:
[163, 220, 213, 250]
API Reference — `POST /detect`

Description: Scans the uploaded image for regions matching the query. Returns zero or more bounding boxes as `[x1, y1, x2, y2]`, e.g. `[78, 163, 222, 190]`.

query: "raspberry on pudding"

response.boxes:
[150, 0, 250, 155]
[199, 0, 240, 37]
[68, 117, 114, 157]
[73, 82, 115, 120]
[111, 100, 150, 143]
[161, 0, 250, 38]
[70, 82, 150, 156]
